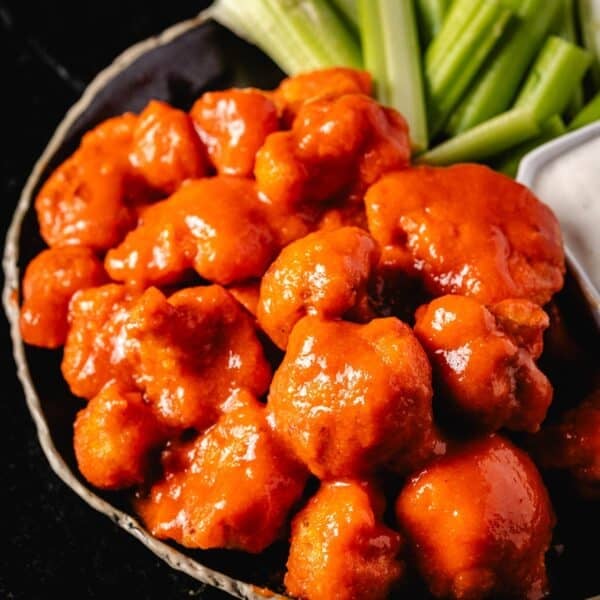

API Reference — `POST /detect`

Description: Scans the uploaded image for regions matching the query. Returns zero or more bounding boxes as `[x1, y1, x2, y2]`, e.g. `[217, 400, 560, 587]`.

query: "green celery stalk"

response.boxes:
[498, 0, 529, 10]
[210, 0, 361, 74]
[556, 0, 585, 116]
[425, 0, 480, 74]
[267, 0, 362, 68]
[210, 0, 314, 73]
[359, 0, 429, 152]
[416, 0, 451, 46]
[514, 36, 591, 123]
[425, 0, 512, 135]
[446, 0, 561, 135]
[329, 0, 358, 29]
[494, 115, 566, 177]
[578, 0, 600, 88]
[568, 91, 600, 128]
[418, 108, 541, 165]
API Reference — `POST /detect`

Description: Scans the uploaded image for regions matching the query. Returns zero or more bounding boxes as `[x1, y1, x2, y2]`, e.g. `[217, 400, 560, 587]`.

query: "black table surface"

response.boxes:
[1, 1, 231, 597]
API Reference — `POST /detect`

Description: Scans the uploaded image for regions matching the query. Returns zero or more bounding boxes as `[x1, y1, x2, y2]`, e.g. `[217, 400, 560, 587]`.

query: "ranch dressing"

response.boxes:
[528, 135, 600, 297]
[518, 128, 600, 314]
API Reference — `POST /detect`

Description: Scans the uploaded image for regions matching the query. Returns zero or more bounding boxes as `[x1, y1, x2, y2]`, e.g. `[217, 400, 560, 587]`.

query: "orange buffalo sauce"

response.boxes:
[396, 435, 554, 600]
[191, 88, 279, 177]
[20, 246, 107, 348]
[366, 164, 565, 305]
[19, 67, 580, 600]
[136, 391, 307, 553]
[285, 480, 403, 600]
[414, 294, 552, 433]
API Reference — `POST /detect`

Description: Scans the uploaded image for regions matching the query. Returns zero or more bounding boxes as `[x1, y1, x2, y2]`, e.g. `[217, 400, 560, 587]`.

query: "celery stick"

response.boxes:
[360, 1, 387, 99]
[447, 0, 561, 135]
[269, 0, 362, 68]
[359, 0, 429, 152]
[426, 1, 512, 135]
[498, 0, 529, 10]
[210, 0, 361, 74]
[330, 0, 358, 29]
[418, 108, 540, 165]
[210, 0, 315, 73]
[416, 0, 451, 46]
[578, 0, 600, 88]
[494, 115, 566, 177]
[425, 0, 480, 74]
[428, 1, 505, 95]
[556, 0, 585, 116]
[568, 91, 600, 128]
[515, 36, 591, 123]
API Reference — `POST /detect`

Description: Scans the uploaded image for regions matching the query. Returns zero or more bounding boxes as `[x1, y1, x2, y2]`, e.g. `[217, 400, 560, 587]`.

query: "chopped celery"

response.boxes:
[578, 0, 600, 87]
[210, 0, 313, 73]
[494, 115, 566, 177]
[425, 0, 480, 75]
[498, 0, 529, 10]
[270, 0, 361, 68]
[416, 0, 451, 46]
[329, 0, 358, 30]
[425, 0, 512, 135]
[210, 0, 361, 75]
[568, 91, 600, 128]
[556, 0, 584, 116]
[515, 36, 591, 123]
[418, 108, 540, 165]
[446, 0, 561, 135]
[359, 0, 428, 152]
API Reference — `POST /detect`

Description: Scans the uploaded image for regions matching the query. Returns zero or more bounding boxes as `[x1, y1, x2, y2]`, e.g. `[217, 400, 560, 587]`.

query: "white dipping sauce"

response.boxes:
[532, 135, 600, 293]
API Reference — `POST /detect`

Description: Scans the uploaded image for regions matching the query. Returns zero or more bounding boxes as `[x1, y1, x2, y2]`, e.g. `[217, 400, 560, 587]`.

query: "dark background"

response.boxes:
[1, 1, 230, 597]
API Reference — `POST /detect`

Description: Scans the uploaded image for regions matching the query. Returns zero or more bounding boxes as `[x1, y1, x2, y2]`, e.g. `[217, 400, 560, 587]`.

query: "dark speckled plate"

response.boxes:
[3, 10, 600, 600]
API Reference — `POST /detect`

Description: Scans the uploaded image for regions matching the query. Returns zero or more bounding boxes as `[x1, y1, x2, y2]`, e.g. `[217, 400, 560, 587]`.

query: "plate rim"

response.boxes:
[2, 8, 285, 600]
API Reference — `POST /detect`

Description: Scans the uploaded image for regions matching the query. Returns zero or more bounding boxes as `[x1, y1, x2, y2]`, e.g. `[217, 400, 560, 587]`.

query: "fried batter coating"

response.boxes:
[20, 246, 107, 348]
[190, 89, 279, 177]
[63, 284, 271, 431]
[255, 130, 310, 216]
[489, 298, 549, 359]
[62, 283, 136, 399]
[21, 70, 580, 596]
[74, 381, 166, 490]
[396, 435, 554, 600]
[414, 295, 552, 432]
[79, 113, 138, 170]
[36, 101, 208, 251]
[274, 67, 373, 125]
[129, 100, 207, 193]
[366, 164, 565, 305]
[136, 391, 307, 552]
[532, 390, 600, 499]
[227, 281, 261, 318]
[255, 94, 410, 233]
[124, 286, 271, 430]
[35, 115, 139, 250]
[35, 152, 135, 251]
[105, 177, 277, 287]
[285, 481, 403, 600]
[268, 316, 434, 479]
[258, 227, 379, 349]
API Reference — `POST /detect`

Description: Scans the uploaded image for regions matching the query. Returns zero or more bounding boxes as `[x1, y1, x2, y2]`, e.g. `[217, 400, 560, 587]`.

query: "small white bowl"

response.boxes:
[517, 121, 600, 328]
